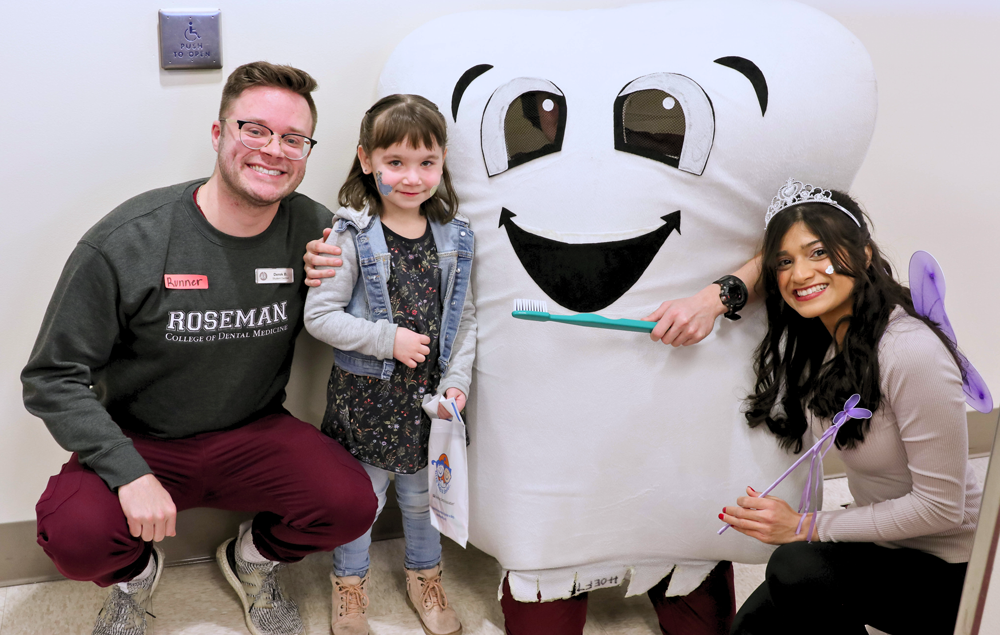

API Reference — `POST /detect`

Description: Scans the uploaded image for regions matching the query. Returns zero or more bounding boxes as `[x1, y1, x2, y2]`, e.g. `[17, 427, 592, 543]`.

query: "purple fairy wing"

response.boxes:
[909, 251, 993, 413]
[909, 251, 956, 343]
[963, 363, 994, 414]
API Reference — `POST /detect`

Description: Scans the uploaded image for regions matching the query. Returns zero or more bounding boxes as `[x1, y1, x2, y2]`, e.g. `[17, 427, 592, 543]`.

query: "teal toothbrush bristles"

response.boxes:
[512, 298, 551, 321]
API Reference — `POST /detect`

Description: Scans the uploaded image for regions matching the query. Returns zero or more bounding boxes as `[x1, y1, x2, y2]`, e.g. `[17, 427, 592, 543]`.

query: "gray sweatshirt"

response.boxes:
[22, 180, 332, 488]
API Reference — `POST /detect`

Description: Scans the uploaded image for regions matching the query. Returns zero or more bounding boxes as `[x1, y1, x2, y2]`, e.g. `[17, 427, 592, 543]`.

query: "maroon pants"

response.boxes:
[36, 413, 377, 587]
[500, 561, 735, 635]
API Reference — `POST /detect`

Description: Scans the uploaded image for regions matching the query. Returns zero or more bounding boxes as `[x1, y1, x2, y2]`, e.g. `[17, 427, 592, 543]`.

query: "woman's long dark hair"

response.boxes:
[745, 191, 964, 452]
[338, 94, 458, 223]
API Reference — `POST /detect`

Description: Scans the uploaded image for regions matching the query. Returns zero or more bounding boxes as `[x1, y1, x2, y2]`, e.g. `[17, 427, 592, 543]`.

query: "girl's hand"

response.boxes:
[643, 284, 727, 347]
[438, 388, 467, 419]
[720, 486, 817, 544]
[303, 227, 344, 288]
[393, 327, 430, 368]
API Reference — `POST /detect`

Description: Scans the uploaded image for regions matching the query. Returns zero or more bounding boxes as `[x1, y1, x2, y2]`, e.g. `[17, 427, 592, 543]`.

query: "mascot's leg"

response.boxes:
[500, 574, 589, 635]
[646, 561, 736, 635]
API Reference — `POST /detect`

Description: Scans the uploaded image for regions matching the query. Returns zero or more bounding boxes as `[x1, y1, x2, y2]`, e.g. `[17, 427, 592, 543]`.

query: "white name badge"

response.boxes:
[255, 268, 294, 284]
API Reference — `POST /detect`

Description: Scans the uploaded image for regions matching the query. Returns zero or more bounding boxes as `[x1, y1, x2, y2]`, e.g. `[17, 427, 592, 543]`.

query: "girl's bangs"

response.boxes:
[370, 107, 445, 152]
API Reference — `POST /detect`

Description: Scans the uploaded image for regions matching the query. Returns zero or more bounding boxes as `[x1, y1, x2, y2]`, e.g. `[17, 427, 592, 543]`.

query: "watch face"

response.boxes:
[719, 277, 746, 310]
[731, 284, 746, 304]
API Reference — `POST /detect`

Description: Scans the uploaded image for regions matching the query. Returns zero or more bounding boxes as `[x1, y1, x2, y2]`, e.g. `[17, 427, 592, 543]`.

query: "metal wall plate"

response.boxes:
[159, 10, 222, 70]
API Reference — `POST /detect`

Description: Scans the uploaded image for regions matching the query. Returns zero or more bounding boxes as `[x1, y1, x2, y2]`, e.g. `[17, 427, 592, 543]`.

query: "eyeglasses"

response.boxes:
[220, 119, 317, 160]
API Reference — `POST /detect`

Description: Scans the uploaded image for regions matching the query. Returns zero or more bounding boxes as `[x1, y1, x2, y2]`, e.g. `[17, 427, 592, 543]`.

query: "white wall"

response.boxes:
[2, 0, 997, 541]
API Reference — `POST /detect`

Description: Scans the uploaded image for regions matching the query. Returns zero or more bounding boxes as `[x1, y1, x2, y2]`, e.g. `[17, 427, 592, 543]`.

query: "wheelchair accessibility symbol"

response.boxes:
[184, 20, 200, 42]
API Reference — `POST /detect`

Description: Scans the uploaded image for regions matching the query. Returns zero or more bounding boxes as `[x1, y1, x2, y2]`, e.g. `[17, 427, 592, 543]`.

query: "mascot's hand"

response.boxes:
[394, 327, 431, 368]
[438, 388, 467, 419]
[721, 486, 817, 544]
[643, 284, 727, 346]
[303, 227, 343, 287]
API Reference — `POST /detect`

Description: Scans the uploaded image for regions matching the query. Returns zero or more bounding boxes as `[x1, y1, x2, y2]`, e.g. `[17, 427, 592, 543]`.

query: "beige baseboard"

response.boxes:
[0, 481, 403, 588]
[2, 410, 995, 587]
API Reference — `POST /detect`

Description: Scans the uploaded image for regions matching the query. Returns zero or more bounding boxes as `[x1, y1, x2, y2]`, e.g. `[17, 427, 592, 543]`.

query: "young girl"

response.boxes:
[722, 181, 981, 634]
[304, 94, 475, 635]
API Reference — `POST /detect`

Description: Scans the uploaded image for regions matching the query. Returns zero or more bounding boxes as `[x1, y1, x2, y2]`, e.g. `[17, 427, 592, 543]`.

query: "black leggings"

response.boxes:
[731, 542, 967, 635]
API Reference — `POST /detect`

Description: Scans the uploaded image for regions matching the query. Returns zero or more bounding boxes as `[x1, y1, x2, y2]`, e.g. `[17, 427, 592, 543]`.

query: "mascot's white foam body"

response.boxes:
[380, 0, 877, 600]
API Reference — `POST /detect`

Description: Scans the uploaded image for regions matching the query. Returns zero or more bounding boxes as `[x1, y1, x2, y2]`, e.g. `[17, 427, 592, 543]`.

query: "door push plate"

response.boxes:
[159, 10, 222, 70]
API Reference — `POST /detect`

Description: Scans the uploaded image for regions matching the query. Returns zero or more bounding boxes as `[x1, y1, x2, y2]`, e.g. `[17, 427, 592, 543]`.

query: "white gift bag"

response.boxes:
[422, 396, 469, 547]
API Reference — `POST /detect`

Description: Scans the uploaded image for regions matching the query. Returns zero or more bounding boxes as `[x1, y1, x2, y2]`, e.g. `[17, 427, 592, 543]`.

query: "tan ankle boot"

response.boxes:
[405, 565, 462, 635]
[331, 572, 370, 635]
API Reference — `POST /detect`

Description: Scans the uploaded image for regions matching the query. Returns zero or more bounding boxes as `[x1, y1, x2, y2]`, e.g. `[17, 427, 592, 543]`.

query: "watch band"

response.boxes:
[713, 275, 747, 321]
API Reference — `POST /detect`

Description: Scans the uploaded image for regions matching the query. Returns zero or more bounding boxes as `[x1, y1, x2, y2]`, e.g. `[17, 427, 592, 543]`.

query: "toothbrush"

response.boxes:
[512, 299, 654, 334]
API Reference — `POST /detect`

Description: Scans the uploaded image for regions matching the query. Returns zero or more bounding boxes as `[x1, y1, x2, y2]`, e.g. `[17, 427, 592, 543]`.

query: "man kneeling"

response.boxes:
[21, 61, 375, 635]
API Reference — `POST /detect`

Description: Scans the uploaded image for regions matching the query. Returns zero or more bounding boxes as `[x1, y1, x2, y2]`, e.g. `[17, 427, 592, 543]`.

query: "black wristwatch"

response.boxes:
[713, 275, 747, 321]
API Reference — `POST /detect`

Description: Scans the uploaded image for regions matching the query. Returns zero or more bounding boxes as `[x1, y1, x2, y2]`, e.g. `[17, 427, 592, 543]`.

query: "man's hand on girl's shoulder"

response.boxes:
[304, 227, 343, 287]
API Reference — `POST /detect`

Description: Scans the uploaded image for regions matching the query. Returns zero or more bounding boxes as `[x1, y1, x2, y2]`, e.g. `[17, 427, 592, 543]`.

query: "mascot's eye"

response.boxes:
[614, 73, 715, 175]
[482, 78, 567, 176]
[619, 90, 685, 162]
[504, 91, 565, 169]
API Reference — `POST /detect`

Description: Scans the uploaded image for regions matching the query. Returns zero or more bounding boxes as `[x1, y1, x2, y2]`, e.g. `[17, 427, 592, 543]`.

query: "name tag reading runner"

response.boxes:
[164, 274, 208, 289]
[255, 268, 294, 284]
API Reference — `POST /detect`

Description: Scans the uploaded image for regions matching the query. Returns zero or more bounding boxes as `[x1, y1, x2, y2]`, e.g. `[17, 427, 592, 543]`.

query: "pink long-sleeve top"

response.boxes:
[811, 308, 982, 563]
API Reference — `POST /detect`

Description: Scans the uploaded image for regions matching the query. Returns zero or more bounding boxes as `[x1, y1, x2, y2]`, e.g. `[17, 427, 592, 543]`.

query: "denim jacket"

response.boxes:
[304, 206, 477, 397]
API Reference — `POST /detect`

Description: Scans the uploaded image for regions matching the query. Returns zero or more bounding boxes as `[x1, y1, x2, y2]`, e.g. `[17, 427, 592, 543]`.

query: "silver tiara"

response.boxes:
[764, 178, 861, 228]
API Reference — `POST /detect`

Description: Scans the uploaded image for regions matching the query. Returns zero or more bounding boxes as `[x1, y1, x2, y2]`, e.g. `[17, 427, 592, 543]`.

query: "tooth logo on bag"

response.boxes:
[432, 454, 453, 493]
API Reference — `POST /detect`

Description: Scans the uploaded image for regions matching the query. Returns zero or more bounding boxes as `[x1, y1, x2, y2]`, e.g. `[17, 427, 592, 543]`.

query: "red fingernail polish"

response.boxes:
[749, 486, 756, 492]
[718, 513, 725, 520]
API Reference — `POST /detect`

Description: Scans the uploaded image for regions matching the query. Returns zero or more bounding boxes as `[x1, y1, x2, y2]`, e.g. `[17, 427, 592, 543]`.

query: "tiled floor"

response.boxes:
[0, 458, 988, 635]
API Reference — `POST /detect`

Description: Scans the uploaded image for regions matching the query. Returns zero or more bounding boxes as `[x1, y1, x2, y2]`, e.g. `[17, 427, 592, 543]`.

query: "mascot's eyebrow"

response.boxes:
[714, 56, 768, 116]
[452, 64, 494, 121]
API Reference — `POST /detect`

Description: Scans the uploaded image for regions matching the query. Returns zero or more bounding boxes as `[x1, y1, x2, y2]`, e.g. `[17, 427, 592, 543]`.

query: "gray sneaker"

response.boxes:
[217, 534, 304, 635]
[93, 546, 164, 635]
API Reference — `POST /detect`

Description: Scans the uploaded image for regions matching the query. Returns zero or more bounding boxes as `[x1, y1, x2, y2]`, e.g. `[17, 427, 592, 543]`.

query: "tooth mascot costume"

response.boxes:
[379, 1, 877, 631]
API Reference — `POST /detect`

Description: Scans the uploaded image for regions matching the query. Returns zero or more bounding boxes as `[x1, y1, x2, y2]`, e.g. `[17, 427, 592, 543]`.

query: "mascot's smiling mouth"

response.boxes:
[499, 209, 681, 313]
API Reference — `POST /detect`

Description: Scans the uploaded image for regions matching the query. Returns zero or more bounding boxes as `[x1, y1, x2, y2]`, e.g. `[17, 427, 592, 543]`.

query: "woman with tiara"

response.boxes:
[719, 180, 981, 634]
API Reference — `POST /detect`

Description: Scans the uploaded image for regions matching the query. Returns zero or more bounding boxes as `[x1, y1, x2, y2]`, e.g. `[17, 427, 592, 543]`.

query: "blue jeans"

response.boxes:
[333, 463, 442, 577]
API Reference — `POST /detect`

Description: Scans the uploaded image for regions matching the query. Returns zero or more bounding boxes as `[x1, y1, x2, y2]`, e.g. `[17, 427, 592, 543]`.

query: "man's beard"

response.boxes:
[216, 133, 302, 207]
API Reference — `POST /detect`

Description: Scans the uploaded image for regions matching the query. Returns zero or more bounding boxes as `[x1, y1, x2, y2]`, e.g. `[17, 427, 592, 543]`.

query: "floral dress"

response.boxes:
[323, 222, 442, 474]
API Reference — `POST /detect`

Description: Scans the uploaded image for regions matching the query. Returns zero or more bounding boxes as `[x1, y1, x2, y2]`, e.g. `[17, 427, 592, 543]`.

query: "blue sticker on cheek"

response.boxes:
[375, 171, 393, 196]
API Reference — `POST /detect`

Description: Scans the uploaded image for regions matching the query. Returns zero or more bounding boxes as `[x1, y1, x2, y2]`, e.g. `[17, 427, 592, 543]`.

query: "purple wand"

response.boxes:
[718, 394, 872, 540]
